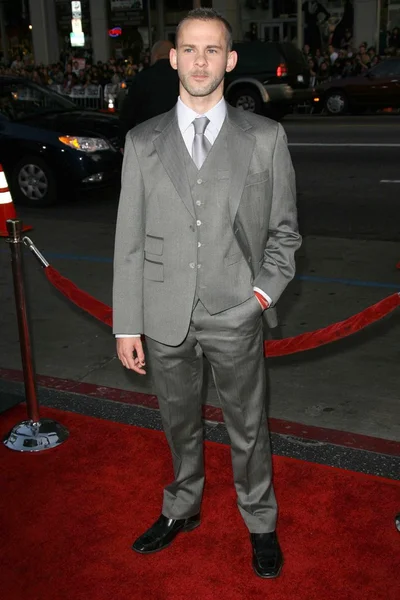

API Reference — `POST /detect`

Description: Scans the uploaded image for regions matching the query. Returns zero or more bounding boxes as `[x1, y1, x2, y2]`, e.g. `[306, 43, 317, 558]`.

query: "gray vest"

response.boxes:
[184, 120, 254, 314]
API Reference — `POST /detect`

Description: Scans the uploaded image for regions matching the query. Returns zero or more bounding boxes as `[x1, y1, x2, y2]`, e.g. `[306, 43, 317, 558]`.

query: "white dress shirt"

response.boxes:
[116, 96, 271, 338]
[176, 95, 227, 155]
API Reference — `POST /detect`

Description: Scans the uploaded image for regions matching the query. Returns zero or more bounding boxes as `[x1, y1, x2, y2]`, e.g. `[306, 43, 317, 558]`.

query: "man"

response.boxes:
[119, 40, 179, 135]
[113, 8, 301, 579]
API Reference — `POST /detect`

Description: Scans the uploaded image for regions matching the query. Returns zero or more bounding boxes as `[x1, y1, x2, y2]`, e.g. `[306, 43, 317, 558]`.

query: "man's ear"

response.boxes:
[226, 50, 238, 73]
[170, 48, 178, 71]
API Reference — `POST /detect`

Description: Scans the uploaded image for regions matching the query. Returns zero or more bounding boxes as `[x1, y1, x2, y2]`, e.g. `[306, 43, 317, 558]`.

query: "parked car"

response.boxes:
[313, 58, 400, 116]
[0, 77, 122, 206]
[225, 41, 314, 120]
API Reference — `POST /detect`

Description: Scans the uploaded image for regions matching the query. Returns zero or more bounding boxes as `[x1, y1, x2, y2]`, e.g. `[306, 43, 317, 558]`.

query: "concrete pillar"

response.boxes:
[0, 1, 9, 64]
[297, 0, 303, 50]
[156, 0, 165, 41]
[353, 0, 379, 48]
[28, 0, 60, 64]
[89, 0, 110, 63]
[212, 0, 240, 42]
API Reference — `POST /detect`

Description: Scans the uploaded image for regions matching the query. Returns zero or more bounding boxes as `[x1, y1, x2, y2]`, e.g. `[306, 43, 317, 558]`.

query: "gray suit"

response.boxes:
[113, 104, 301, 532]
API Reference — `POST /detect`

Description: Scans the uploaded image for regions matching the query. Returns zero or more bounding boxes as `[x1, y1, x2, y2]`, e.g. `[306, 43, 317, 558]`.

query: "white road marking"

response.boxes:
[380, 180, 400, 183]
[288, 143, 400, 147]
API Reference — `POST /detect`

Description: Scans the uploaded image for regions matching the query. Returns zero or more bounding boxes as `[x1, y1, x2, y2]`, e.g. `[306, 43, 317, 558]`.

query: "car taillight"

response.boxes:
[276, 63, 288, 77]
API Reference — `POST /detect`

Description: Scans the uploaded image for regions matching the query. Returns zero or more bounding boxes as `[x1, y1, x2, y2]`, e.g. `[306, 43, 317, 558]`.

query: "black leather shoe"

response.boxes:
[132, 513, 201, 554]
[251, 532, 283, 578]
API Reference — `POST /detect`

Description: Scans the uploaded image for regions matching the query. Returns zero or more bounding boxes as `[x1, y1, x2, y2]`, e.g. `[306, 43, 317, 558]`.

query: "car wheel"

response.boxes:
[11, 156, 57, 206]
[324, 90, 348, 116]
[228, 86, 263, 114]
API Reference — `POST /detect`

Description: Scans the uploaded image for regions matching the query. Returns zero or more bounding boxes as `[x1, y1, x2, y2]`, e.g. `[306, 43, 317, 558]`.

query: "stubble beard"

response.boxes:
[179, 70, 225, 98]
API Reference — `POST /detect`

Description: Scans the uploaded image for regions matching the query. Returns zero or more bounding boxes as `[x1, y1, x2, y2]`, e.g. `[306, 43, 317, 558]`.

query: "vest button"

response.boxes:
[197, 178, 203, 184]
[196, 220, 202, 226]
[189, 262, 195, 269]
[197, 264, 202, 269]
[196, 200, 201, 206]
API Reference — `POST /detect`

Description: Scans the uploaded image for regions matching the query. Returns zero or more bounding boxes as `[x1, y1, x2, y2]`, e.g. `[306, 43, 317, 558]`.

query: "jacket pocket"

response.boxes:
[244, 170, 269, 187]
[144, 258, 164, 281]
[144, 234, 164, 256]
[224, 251, 244, 266]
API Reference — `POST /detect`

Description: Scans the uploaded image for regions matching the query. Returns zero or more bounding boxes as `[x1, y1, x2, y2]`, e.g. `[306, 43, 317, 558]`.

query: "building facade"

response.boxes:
[6, 0, 392, 65]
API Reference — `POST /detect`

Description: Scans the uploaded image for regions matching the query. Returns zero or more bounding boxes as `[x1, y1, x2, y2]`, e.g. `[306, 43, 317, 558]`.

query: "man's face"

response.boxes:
[170, 19, 237, 98]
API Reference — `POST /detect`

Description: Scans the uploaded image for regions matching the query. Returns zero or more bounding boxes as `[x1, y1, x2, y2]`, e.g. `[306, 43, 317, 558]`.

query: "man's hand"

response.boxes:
[117, 337, 146, 375]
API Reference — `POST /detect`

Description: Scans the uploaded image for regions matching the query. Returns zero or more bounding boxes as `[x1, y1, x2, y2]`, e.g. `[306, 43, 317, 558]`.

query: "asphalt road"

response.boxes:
[284, 115, 400, 241]
[17, 114, 400, 241]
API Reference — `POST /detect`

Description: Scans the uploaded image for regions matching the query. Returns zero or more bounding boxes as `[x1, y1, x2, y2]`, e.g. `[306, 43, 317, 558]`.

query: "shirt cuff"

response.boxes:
[253, 287, 272, 310]
[115, 334, 141, 338]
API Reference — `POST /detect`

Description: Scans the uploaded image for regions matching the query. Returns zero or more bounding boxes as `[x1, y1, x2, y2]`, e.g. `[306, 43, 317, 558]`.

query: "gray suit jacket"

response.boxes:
[113, 105, 301, 346]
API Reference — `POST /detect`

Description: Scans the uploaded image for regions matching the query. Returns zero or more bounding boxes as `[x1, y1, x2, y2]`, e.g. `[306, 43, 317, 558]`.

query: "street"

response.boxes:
[17, 115, 400, 241]
[285, 115, 400, 241]
[1, 114, 400, 444]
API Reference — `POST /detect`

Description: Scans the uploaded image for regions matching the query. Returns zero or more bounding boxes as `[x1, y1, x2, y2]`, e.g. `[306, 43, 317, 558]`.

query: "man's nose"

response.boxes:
[194, 53, 207, 66]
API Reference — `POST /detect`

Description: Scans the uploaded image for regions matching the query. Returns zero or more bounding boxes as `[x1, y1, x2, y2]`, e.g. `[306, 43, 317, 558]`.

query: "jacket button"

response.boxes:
[189, 262, 195, 269]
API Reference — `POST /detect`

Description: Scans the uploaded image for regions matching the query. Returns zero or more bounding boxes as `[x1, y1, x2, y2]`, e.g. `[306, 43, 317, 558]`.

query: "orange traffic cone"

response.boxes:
[0, 164, 32, 237]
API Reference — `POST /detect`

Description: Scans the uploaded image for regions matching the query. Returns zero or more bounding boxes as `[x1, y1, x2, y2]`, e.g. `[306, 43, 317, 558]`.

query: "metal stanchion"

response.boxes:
[3, 218, 69, 452]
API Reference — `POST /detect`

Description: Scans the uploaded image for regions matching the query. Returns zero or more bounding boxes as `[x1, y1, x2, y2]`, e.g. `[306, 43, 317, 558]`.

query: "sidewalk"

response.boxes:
[0, 216, 399, 443]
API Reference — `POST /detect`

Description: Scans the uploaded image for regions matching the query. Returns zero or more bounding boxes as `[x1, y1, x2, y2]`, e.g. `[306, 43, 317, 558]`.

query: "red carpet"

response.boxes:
[0, 405, 399, 600]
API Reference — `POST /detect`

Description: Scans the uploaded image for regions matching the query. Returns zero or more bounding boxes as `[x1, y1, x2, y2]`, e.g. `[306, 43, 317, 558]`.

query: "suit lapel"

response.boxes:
[153, 108, 195, 218]
[152, 105, 255, 221]
[226, 106, 255, 223]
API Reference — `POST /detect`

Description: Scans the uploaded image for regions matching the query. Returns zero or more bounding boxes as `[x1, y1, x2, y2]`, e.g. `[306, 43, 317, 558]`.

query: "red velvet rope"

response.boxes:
[45, 265, 113, 328]
[44, 265, 400, 358]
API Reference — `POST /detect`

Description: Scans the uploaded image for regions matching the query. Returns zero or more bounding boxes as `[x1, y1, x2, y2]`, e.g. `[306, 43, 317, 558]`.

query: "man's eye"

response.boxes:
[184, 48, 193, 53]
[208, 49, 217, 54]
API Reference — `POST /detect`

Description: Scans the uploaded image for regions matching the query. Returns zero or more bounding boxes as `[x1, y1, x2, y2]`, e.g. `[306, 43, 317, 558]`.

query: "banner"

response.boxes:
[110, 0, 144, 27]
[55, 0, 90, 35]
[111, 0, 143, 9]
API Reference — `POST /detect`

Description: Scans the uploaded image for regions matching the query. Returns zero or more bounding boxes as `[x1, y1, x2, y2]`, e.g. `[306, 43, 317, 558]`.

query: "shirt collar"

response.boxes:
[177, 96, 227, 135]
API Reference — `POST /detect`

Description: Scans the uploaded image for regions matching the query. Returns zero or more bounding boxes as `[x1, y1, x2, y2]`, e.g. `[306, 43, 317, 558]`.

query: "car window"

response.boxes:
[233, 42, 282, 74]
[0, 82, 76, 121]
[371, 60, 400, 78]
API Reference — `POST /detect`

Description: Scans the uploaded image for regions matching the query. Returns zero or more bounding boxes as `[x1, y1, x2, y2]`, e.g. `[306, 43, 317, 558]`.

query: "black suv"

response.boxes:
[225, 41, 313, 119]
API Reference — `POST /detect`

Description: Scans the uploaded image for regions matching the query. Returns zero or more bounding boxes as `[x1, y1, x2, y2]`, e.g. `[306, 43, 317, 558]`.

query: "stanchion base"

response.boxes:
[3, 418, 69, 452]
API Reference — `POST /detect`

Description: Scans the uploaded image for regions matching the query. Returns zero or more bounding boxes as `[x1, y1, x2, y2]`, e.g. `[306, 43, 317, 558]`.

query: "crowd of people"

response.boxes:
[304, 27, 400, 85]
[0, 53, 151, 93]
[1, 25, 400, 93]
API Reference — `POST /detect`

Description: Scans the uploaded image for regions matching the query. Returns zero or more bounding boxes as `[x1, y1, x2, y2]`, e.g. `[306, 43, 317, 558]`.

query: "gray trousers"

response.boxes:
[145, 296, 277, 533]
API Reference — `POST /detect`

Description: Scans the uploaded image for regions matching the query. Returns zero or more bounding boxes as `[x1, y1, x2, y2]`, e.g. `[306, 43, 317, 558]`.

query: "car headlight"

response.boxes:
[58, 136, 111, 152]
